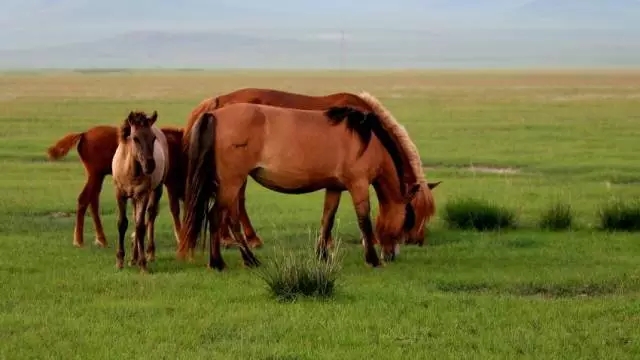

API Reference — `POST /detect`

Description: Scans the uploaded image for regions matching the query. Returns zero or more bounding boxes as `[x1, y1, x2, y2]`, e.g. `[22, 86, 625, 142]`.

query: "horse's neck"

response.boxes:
[373, 153, 405, 209]
[114, 141, 136, 175]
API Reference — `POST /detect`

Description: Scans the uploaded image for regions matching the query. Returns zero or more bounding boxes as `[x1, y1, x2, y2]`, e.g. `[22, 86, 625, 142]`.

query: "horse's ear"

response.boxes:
[120, 117, 131, 139]
[126, 111, 135, 126]
[406, 183, 421, 202]
[149, 111, 158, 125]
[427, 181, 442, 190]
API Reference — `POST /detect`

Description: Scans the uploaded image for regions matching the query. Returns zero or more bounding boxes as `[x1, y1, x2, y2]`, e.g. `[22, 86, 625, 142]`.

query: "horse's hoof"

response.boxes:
[94, 239, 107, 248]
[243, 257, 261, 268]
[116, 259, 124, 270]
[365, 251, 382, 268]
[208, 258, 226, 271]
[73, 241, 84, 248]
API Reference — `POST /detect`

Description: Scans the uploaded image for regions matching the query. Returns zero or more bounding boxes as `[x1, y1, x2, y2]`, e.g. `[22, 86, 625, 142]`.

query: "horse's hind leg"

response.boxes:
[348, 183, 381, 267]
[316, 190, 341, 261]
[145, 185, 163, 262]
[238, 180, 263, 248]
[88, 173, 107, 247]
[207, 203, 226, 271]
[115, 191, 128, 269]
[74, 173, 101, 247]
[166, 188, 182, 246]
[218, 182, 260, 268]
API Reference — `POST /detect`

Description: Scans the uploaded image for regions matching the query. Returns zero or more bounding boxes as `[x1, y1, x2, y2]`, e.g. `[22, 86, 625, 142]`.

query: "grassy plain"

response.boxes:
[1, 69, 640, 359]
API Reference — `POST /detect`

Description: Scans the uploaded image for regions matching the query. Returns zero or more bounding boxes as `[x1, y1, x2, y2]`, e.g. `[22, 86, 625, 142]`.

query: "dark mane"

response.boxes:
[324, 106, 372, 156]
[118, 118, 131, 142]
[324, 106, 406, 195]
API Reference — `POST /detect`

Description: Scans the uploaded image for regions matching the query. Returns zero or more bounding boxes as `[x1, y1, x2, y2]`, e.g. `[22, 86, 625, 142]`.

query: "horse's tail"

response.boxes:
[178, 111, 217, 257]
[46, 132, 83, 160]
[182, 97, 220, 154]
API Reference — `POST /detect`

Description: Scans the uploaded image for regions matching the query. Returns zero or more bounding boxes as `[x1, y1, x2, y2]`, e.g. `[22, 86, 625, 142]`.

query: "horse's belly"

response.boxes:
[249, 166, 345, 194]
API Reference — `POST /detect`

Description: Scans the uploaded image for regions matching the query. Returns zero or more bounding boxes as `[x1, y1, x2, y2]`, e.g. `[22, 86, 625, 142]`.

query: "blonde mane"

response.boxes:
[357, 92, 425, 183]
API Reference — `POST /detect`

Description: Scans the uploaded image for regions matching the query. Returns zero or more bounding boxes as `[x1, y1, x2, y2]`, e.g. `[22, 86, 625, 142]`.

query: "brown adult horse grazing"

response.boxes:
[46, 125, 185, 248]
[112, 111, 169, 272]
[183, 88, 440, 249]
[179, 103, 423, 270]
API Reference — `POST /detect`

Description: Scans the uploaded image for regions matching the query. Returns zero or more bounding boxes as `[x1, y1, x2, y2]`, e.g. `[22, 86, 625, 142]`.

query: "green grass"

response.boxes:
[2, 69, 640, 359]
[442, 197, 517, 230]
[538, 201, 574, 231]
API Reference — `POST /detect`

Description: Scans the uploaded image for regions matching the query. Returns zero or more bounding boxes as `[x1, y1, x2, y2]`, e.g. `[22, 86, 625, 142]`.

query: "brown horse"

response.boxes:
[46, 125, 185, 248]
[112, 111, 169, 272]
[179, 103, 424, 270]
[183, 88, 440, 249]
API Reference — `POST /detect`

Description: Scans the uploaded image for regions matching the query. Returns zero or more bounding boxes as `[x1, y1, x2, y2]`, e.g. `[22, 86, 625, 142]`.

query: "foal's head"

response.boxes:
[119, 110, 159, 175]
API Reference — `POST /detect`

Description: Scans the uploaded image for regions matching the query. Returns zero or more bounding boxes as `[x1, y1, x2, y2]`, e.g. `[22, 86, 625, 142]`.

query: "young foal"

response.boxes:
[46, 125, 184, 249]
[112, 111, 169, 272]
[179, 104, 419, 270]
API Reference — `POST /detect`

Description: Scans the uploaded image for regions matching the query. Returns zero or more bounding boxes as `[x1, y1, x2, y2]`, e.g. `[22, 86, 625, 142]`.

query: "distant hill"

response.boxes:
[1, 27, 640, 69]
[2, 1, 640, 69]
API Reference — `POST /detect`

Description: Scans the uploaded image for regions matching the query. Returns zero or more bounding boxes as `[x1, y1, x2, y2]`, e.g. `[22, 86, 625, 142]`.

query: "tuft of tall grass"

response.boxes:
[254, 242, 343, 302]
[539, 202, 574, 231]
[443, 197, 517, 231]
[597, 198, 640, 231]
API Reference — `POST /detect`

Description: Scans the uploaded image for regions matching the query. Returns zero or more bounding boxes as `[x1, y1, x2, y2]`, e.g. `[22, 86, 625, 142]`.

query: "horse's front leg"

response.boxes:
[133, 195, 150, 273]
[348, 183, 381, 267]
[145, 185, 163, 262]
[129, 202, 139, 266]
[115, 191, 128, 269]
[316, 190, 341, 261]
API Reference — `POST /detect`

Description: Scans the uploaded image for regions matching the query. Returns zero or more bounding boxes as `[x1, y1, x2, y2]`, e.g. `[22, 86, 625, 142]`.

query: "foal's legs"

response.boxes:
[145, 185, 163, 262]
[316, 190, 341, 261]
[115, 191, 128, 269]
[348, 183, 381, 267]
[133, 195, 151, 273]
[88, 174, 107, 247]
[74, 173, 105, 247]
[129, 202, 140, 266]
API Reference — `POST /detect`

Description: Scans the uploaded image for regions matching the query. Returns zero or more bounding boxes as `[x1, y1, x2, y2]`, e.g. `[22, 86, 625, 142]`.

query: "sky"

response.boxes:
[5, 0, 633, 50]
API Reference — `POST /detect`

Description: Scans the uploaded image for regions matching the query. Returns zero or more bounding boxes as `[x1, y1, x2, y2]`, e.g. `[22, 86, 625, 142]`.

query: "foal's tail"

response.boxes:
[178, 111, 217, 257]
[46, 132, 83, 160]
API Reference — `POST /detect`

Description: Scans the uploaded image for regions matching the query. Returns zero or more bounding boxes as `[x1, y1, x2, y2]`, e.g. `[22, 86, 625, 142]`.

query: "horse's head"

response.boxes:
[120, 110, 158, 175]
[371, 182, 419, 262]
[406, 180, 441, 246]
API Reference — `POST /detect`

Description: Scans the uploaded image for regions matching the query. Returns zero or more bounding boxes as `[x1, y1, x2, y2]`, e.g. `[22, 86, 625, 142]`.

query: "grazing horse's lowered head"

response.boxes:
[119, 110, 159, 176]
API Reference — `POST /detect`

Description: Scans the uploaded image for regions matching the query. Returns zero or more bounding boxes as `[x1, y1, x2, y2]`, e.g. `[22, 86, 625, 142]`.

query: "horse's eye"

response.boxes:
[133, 137, 140, 144]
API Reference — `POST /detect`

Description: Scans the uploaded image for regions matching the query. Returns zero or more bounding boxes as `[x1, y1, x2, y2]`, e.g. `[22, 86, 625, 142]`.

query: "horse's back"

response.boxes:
[78, 125, 119, 173]
[218, 88, 372, 112]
